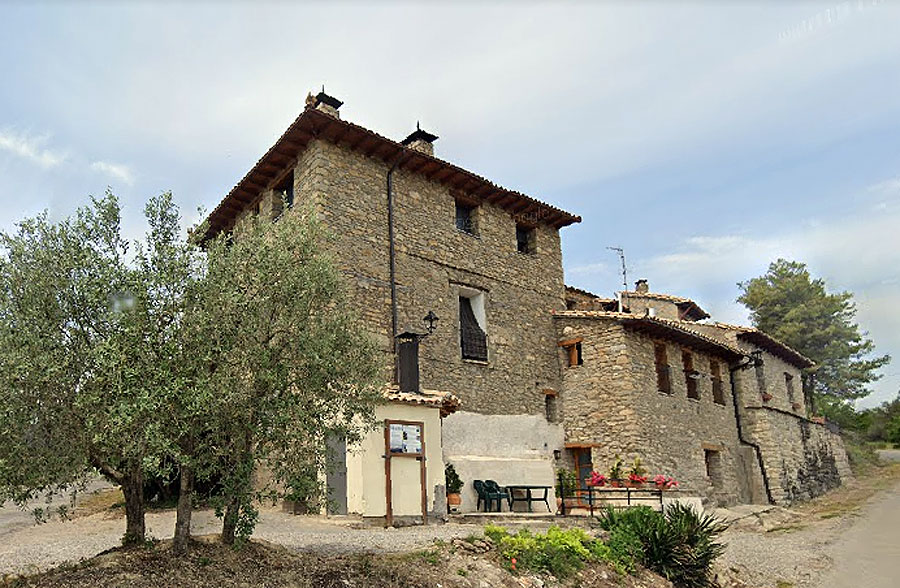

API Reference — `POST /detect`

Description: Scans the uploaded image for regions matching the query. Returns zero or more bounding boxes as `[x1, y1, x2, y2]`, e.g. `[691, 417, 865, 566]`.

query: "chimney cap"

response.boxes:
[402, 121, 438, 146]
[635, 279, 649, 293]
[314, 89, 343, 110]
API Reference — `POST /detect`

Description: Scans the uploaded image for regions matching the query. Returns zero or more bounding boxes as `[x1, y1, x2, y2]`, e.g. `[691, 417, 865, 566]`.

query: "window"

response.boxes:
[277, 171, 294, 209]
[544, 391, 558, 422]
[253, 200, 261, 217]
[785, 372, 796, 405]
[559, 338, 583, 367]
[704, 448, 723, 491]
[455, 202, 477, 235]
[459, 291, 487, 361]
[755, 362, 766, 395]
[654, 342, 671, 394]
[516, 223, 536, 254]
[683, 350, 699, 400]
[711, 360, 725, 405]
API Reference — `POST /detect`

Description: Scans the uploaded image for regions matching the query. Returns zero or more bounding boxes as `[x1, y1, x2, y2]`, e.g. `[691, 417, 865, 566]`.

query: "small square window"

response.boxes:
[516, 224, 536, 254]
[455, 202, 476, 235]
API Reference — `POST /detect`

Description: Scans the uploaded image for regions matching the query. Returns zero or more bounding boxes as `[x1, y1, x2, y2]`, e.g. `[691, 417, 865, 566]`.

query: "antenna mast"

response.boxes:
[607, 246, 627, 312]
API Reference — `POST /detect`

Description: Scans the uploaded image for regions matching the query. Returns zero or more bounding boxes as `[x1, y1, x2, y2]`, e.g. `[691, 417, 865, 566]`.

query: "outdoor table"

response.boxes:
[505, 484, 552, 512]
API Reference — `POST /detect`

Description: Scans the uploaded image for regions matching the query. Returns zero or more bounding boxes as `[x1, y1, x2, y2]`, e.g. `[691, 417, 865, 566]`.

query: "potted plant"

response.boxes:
[608, 455, 625, 487]
[653, 474, 679, 490]
[445, 464, 463, 512]
[555, 468, 578, 510]
[627, 457, 647, 487]
[589, 471, 607, 487]
[761, 392, 773, 402]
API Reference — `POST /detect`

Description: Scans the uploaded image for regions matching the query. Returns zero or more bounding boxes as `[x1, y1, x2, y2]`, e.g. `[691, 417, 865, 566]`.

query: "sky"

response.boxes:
[1, 1, 898, 408]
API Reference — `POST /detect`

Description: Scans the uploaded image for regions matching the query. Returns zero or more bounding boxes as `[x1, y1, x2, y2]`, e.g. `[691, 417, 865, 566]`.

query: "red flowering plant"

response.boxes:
[627, 472, 648, 486]
[653, 474, 679, 490]
[588, 471, 608, 487]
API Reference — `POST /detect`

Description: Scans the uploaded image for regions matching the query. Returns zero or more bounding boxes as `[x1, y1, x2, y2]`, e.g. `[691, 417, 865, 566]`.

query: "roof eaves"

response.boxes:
[202, 106, 581, 241]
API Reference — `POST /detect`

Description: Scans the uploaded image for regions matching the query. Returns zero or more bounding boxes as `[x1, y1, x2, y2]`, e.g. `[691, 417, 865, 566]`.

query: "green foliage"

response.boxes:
[554, 468, 577, 497]
[737, 259, 890, 405]
[628, 456, 646, 478]
[599, 504, 728, 588]
[445, 464, 463, 494]
[185, 205, 385, 540]
[484, 525, 625, 579]
[608, 455, 624, 481]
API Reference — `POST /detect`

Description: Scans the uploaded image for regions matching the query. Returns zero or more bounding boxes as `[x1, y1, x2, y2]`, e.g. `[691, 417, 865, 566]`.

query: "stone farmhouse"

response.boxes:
[201, 91, 850, 520]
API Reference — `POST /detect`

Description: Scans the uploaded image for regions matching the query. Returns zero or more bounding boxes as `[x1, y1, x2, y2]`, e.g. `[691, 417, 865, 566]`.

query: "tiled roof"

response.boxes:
[201, 105, 581, 241]
[383, 385, 461, 417]
[705, 322, 814, 369]
[621, 290, 710, 320]
[565, 285, 615, 303]
[552, 310, 744, 359]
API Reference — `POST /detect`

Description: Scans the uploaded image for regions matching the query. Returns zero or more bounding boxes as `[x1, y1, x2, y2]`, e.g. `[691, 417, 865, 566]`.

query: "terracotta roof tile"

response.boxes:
[552, 310, 744, 358]
[201, 105, 581, 241]
[383, 385, 461, 417]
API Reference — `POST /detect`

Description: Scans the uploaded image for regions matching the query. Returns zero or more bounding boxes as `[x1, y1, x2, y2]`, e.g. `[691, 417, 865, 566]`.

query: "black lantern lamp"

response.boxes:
[423, 310, 439, 335]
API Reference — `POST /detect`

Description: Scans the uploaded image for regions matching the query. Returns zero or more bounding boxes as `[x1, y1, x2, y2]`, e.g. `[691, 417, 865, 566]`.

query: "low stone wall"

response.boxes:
[442, 411, 563, 513]
[743, 406, 851, 504]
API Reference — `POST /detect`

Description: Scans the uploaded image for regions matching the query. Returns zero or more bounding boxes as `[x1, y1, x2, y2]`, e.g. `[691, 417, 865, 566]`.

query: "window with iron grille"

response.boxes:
[711, 360, 725, 405]
[654, 342, 672, 394]
[459, 293, 487, 361]
[516, 223, 536, 254]
[683, 350, 699, 399]
[455, 202, 476, 235]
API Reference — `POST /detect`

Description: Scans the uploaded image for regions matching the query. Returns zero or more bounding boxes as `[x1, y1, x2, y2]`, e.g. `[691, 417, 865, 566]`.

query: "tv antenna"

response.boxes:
[607, 247, 627, 312]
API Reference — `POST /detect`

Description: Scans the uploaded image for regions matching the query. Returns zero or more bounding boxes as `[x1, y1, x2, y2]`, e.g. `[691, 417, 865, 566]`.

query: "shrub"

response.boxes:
[484, 524, 623, 579]
[599, 504, 728, 588]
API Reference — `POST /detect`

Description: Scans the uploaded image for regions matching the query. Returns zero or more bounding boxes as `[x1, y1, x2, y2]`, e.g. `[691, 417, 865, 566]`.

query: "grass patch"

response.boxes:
[766, 524, 806, 534]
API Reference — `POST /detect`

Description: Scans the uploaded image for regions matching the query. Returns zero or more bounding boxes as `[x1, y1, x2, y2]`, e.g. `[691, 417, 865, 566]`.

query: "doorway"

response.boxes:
[326, 433, 348, 515]
[571, 447, 594, 506]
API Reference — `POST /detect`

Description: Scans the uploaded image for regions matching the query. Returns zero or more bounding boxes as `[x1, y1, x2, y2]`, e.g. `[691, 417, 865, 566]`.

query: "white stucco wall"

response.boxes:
[345, 402, 445, 518]
[442, 411, 564, 513]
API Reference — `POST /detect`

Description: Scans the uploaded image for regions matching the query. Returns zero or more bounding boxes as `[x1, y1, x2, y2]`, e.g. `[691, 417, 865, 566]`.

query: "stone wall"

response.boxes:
[291, 139, 567, 416]
[740, 405, 851, 504]
[556, 316, 751, 506]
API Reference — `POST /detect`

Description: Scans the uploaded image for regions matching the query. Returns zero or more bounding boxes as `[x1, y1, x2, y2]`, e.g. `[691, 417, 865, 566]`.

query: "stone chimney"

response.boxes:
[311, 88, 343, 118]
[401, 122, 438, 156]
[635, 279, 649, 293]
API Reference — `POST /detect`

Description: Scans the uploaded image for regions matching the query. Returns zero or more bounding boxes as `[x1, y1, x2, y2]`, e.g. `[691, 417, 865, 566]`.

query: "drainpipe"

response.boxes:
[387, 151, 409, 383]
[729, 359, 776, 505]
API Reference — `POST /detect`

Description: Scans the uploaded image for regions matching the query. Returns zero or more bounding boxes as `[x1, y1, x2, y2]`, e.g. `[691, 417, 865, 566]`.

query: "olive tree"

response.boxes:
[179, 206, 385, 546]
[0, 192, 178, 544]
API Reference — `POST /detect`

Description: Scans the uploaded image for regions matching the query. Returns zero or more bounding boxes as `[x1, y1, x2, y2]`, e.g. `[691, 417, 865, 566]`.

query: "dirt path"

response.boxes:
[718, 459, 900, 588]
[818, 466, 900, 587]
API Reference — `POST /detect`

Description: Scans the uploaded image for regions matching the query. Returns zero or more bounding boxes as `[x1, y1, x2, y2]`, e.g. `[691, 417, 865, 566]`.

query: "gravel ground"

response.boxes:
[0, 502, 522, 577]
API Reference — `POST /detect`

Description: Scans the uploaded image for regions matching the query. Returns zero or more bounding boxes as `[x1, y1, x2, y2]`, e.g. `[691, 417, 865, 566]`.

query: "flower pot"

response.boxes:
[610, 479, 623, 488]
[447, 493, 461, 508]
[627, 481, 644, 488]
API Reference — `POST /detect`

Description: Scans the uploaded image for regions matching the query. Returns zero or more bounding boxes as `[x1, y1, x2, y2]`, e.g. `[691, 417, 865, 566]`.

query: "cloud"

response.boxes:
[566, 262, 611, 276]
[0, 128, 67, 168]
[635, 199, 900, 408]
[90, 160, 135, 186]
